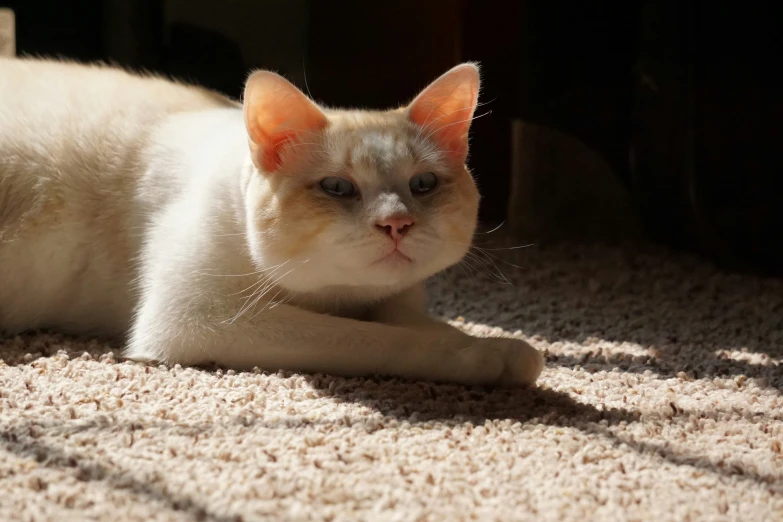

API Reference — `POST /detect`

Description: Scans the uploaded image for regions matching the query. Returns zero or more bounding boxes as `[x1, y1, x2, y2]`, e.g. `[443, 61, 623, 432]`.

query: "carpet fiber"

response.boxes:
[1, 243, 781, 521]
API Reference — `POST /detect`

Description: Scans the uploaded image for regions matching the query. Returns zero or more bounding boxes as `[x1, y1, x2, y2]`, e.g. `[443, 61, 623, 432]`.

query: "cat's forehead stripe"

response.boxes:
[344, 129, 415, 176]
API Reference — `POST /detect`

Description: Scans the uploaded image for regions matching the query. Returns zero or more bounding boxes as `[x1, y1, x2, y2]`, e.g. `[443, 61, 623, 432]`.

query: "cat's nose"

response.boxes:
[375, 215, 414, 241]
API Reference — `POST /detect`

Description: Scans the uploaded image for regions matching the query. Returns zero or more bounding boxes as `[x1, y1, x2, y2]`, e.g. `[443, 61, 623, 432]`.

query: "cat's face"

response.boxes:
[242, 64, 481, 296]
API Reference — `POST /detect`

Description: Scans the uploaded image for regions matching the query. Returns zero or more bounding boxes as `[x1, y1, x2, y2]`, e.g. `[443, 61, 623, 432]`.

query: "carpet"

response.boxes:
[1, 242, 781, 521]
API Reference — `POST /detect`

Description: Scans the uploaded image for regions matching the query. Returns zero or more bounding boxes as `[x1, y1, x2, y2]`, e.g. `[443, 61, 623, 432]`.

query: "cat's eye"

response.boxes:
[409, 172, 438, 195]
[319, 177, 356, 198]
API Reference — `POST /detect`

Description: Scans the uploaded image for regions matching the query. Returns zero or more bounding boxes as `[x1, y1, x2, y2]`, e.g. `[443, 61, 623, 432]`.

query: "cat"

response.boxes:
[0, 57, 543, 387]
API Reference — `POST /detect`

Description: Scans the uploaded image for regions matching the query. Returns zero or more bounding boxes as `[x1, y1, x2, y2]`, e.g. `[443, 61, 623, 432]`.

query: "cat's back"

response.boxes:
[0, 57, 236, 163]
[0, 58, 237, 335]
[0, 57, 236, 243]
[0, 57, 235, 111]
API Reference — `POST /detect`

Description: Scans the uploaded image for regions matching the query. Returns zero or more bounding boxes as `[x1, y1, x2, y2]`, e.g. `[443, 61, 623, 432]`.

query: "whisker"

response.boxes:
[227, 258, 309, 324]
[428, 225, 528, 279]
[269, 289, 297, 310]
[414, 103, 483, 142]
[471, 247, 528, 270]
[419, 101, 493, 132]
[416, 104, 440, 140]
[229, 268, 284, 297]
[459, 251, 510, 285]
[249, 262, 307, 317]
[225, 262, 291, 323]
[455, 259, 479, 279]
[251, 285, 287, 318]
[198, 264, 283, 279]
[302, 60, 314, 100]
[475, 221, 505, 235]
[463, 250, 512, 285]
[421, 110, 492, 144]
[476, 243, 535, 252]
[454, 259, 472, 279]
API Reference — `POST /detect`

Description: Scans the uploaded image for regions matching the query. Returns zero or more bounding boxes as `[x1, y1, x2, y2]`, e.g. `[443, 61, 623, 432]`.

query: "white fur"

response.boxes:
[0, 58, 543, 386]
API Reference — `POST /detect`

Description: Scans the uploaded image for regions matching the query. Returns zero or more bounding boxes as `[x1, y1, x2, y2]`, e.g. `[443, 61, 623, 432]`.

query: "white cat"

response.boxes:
[0, 57, 543, 386]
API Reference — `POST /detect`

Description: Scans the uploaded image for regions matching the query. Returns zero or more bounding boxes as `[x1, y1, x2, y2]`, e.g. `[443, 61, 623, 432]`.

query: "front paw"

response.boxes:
[461, 337, 544, 387]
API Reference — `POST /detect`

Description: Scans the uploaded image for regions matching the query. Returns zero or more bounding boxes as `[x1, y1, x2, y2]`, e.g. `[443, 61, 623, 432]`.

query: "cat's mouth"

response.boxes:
[371, 248, 412, 266]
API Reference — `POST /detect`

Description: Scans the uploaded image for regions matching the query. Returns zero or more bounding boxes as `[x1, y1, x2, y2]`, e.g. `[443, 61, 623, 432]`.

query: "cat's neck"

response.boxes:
[288, 284, 406, 318]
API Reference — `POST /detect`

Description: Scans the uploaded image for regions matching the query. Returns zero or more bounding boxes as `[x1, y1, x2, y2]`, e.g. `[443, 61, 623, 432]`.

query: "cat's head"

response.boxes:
[240, 63, 481, 296]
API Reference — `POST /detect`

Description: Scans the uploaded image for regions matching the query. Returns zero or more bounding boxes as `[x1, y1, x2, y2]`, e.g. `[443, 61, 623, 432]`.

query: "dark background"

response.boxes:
[3, 0, 782, 275]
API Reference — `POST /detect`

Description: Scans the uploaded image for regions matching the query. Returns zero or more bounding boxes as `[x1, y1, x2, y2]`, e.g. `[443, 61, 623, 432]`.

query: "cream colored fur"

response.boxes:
[0, 57, 543, 386]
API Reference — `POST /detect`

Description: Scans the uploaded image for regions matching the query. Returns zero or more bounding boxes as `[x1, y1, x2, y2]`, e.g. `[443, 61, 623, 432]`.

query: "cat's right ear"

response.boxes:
[243, 71, 328, 173]
[406, 63, 480, 164]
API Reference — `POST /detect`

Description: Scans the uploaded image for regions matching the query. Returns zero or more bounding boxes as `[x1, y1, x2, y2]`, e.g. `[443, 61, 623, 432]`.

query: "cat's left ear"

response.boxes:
[243, 71, 328, 173]
[406, 63, 480, 163]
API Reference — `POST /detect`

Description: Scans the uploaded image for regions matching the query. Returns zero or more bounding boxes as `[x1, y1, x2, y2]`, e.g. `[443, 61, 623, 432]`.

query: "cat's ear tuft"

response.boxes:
[406, 63, 481, 163]
[243, 71, 328, 173]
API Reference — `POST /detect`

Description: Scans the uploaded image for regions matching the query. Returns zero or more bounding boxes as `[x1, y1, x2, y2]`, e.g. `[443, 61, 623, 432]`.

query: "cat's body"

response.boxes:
[0, 59, 236, 335]
[0, 57, 543, 386]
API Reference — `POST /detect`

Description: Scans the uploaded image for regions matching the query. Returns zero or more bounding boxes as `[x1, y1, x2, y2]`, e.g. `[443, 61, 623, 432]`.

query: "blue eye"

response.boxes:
[319, 177, 356, 198]
[409, 172, 438, 195]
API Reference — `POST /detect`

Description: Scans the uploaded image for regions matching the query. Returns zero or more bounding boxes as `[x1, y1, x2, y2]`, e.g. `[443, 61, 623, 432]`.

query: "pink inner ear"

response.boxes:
[408, 64, 480, 161]
[244, 72, 327, 172]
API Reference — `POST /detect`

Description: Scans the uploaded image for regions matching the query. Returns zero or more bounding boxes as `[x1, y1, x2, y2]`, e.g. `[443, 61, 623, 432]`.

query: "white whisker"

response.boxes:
[421, 110, 492, 144]
[476, 221, 505, 235]
[463, 250, 512, 285]
[414, 103, 479, 142]
[225, 261, 291, 323]
[471, 247, 528, 270]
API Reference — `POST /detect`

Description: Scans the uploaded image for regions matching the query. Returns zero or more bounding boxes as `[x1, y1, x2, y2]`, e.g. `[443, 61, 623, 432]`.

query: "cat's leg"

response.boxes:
[368, 284, 544, 385]
[125, 291, 540, 387]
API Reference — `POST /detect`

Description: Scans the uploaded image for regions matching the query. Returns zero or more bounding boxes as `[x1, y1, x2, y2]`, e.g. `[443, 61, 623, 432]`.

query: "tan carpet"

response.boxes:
[1, 242, 781, 521]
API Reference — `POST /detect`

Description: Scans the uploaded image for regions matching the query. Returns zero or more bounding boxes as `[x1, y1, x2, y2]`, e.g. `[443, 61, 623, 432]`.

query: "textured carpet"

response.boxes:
[1, 242, 781, 521]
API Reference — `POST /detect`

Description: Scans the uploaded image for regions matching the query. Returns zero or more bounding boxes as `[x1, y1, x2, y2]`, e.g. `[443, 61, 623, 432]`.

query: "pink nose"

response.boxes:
[376, 215, 414, 241]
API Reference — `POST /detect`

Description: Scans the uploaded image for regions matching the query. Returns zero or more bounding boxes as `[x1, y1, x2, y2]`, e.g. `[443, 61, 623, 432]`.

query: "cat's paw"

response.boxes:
[459, 337, 544, 387]
[123, 347, 161, 364]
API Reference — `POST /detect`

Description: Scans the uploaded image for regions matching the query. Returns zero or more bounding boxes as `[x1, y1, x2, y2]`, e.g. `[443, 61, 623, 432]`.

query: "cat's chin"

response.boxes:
[370, 249, 413, 267]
